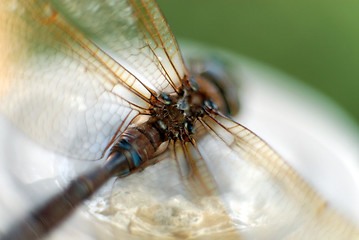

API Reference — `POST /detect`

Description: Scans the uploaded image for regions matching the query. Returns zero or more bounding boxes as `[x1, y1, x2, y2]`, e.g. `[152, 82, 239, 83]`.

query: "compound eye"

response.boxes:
[200, 68, 239, 116]
[190, 57, 240, 116]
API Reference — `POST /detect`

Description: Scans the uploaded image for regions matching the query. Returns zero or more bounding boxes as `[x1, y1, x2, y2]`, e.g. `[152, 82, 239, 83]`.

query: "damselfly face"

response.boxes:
[0, 0, 358, 239]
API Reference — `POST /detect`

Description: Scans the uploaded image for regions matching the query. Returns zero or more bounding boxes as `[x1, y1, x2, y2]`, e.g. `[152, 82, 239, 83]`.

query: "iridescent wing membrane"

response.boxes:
[0, 0, 185, 160]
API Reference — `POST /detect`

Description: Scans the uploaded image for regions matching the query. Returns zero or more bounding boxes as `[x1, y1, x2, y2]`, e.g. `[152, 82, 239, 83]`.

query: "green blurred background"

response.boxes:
[157, 0, 359, 124]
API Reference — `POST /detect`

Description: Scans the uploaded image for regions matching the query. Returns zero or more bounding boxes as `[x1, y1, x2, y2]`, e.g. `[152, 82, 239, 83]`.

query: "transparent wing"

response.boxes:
[0, 0, 187, 160]
[51, 0, 186, 93]
[195, 113, 359, 239]
[87, 139, 240, 240]
[170, 139, 219, 197]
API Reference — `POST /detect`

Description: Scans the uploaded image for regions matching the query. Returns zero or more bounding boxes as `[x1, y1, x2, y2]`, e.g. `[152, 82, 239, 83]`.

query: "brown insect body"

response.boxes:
[108, 71, 232, 177]
[2, 0, 358, 239]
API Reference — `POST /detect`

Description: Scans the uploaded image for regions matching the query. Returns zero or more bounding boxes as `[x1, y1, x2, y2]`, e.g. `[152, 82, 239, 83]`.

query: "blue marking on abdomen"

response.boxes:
[117, 138, 142, 170]
[119, 169, 130, 177]
[118, 139, 131, 150]
[131, 151, 142, 167]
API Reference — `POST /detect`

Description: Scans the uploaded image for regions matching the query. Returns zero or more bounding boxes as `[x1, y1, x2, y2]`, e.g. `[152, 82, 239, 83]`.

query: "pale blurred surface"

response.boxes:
[1, 45, 359, 239]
